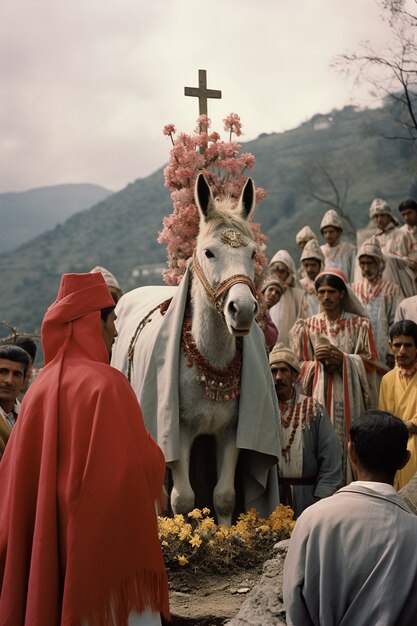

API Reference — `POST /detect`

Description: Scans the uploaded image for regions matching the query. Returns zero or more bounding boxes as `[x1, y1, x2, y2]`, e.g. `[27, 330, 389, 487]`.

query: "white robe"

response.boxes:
[283, 483, 417, 626]
[112, 265, 281, 517]
[394, 294, 417, 323]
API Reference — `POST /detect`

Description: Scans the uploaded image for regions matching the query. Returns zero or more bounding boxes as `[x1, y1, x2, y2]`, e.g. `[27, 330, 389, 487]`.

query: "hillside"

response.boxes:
[0, 183, 113, 253]
[1, 100, 416, 336]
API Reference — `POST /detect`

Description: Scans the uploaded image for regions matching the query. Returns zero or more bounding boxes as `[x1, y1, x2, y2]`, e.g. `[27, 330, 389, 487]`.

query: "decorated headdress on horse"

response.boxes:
[159, 114, 268, 285]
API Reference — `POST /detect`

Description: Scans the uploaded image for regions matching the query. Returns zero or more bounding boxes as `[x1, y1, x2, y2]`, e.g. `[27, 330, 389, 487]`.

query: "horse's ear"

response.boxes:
[195, 173, 213, 220]
[239, 178, 256, 220]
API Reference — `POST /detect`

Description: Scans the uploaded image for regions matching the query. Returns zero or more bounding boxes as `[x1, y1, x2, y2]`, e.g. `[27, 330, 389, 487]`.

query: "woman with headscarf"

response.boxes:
[267, 250, 308, 348]
[290, 269, 378, 483]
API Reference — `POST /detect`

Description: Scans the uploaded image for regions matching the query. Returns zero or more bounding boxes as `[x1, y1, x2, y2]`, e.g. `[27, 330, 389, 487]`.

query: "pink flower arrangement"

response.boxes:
[158, 114, 268, 285]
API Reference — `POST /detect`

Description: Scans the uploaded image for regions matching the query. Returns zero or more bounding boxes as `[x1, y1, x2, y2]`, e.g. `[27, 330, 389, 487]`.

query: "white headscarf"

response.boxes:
[269, 250, 298, 287]
[314, 269, 369, 318]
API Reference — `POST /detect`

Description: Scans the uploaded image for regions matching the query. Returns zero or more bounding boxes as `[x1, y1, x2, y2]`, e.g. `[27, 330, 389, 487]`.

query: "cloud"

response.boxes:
[0, 0, 394, 192]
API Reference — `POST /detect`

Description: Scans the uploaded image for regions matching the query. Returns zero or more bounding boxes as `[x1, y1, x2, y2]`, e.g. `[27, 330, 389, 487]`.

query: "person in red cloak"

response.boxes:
[0, 272, 169, 626]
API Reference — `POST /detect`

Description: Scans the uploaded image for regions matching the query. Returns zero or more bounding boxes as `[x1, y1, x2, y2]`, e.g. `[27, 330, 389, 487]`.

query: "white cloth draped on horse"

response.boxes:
[112, 261, 281, 518]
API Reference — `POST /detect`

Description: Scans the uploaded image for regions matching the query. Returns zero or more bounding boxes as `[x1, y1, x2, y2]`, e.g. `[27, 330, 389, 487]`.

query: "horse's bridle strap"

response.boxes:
[192, 251, 255, 313]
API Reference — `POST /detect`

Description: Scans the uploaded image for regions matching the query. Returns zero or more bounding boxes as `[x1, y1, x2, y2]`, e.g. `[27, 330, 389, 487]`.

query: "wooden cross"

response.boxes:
[184, 69, 222, 119]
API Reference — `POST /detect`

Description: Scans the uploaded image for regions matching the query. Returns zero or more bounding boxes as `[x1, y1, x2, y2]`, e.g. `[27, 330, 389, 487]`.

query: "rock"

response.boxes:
[226, 540, 289, 626]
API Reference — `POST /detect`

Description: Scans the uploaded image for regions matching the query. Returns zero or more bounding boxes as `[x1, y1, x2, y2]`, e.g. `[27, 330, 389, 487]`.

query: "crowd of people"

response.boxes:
[1, 195, 417, 624]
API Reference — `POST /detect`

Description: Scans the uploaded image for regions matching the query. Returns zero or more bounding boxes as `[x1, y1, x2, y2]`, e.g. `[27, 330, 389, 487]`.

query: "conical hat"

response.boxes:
[300, 238, 325, 265]
[320, 209, 343, 231]
[369, 198, 399, 226]
[296, 225, 316, 245]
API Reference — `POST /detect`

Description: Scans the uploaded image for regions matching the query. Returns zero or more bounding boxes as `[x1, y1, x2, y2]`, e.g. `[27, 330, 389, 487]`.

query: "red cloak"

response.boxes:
[0, 273, 169, 625]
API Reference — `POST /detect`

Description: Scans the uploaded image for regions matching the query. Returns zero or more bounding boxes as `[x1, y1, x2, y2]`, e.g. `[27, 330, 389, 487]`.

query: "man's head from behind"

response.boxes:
[349, 410, 410, 484]
[0, 345, 30, 413]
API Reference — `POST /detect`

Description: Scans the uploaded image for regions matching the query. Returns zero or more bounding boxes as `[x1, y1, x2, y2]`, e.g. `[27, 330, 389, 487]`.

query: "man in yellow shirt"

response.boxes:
[379, 320, 417, 489]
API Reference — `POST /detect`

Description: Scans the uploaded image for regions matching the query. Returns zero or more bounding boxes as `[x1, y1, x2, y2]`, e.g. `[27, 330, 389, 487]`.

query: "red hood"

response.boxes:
[42, 272, 115, 365]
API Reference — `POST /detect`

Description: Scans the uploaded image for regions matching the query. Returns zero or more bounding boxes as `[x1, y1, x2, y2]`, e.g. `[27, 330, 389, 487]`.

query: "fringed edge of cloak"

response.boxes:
[73, 568, 170, 626]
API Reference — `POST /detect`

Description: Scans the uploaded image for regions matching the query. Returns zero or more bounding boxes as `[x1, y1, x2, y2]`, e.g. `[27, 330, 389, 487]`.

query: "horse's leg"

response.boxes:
[169, 430, 195, 516]
[213, 431, 240, 526]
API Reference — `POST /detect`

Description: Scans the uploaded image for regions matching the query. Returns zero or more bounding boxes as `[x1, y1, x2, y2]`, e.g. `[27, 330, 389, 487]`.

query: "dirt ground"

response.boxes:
[162, 564, 264, 625]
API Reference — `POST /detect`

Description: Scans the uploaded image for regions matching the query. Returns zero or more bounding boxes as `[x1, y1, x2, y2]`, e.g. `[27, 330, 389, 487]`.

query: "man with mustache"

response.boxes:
[379, 320, 417, 489]
[0, 344, 30, 459]
[269, 345, 342, 518]
[290, 269, 377, 483]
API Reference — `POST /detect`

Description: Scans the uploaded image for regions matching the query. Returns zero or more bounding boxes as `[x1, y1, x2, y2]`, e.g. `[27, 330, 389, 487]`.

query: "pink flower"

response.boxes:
[208, 131, 220, 143]
[159, 113, 266, 285]
[223, 113, 243, 137]
[163, 124, 176, 136]
[195, 114, 211, 132]
[255, 187, 267, 202]
[239, 152, 255, 170]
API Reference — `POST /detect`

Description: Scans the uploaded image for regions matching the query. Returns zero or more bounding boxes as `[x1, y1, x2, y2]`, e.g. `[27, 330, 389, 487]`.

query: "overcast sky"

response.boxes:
[0, 0, 397, 193]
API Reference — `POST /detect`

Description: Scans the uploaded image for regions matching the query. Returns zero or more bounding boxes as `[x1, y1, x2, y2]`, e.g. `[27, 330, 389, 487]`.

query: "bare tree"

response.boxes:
[333, 0, 417, 142]
[298, 156, 356, 238]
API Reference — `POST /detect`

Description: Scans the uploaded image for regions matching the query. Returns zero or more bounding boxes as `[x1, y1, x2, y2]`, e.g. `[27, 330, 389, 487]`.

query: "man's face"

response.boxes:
[270, 362, 298, 400]
[359, 255, 379, 280]
[0, 359, 26, 409]
[263, 285, 281, 308]
[317, 284, 345, 314]
[302, 259, 321, 281]
[400, 208, 417, 227]
[373, 213, 392, 231]
[390, 335, 417, 368]
[101, 310, 118, 357]
[322, 227, 341, 247]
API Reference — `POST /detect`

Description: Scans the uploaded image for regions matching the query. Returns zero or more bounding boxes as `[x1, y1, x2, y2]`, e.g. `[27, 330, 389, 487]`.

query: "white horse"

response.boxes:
[111, 174, 279, 525]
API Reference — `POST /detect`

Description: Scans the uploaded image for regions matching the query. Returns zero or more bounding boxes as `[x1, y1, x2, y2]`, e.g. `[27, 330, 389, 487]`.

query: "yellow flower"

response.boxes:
[199, 517, 216, 532]
[177, 555, 188, 566]
[258, 524, 270, 533]
[189, 533, 203, 548]
[179, 524, 192, 540]
[202, 507, 211, 515]
[188, 508, 203, 519]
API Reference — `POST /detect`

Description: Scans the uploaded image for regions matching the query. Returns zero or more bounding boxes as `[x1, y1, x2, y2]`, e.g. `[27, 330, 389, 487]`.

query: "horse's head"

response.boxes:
[193, 174, 259, 336]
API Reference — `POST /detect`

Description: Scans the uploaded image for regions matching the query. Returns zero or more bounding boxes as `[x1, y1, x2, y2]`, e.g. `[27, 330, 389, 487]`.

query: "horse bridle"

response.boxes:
[192, 250, 256, 317]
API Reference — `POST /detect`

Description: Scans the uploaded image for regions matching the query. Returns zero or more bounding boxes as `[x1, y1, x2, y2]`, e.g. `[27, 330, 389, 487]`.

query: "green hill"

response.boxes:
[1, 100, 416, 337]
[0, 183, 113, 254]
